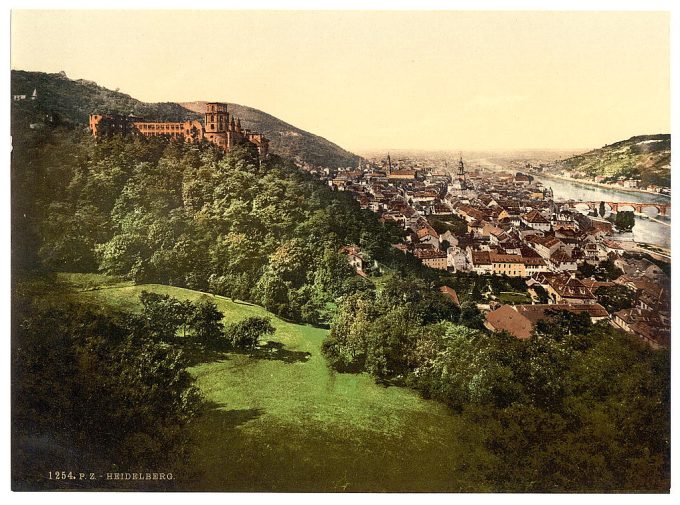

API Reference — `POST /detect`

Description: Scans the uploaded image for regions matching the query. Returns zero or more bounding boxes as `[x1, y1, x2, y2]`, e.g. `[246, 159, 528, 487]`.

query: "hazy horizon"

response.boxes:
[11, 11, 670, 152]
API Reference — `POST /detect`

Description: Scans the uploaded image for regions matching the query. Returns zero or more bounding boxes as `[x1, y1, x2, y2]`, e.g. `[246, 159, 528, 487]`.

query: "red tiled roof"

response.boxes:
[523, 209, 549, 223]
[439, 286, 460, 307]
[472, 251, 491, 265]
[489, 253, 525, 264]
[485, 305, 532, 340]
[515, 303, 608, 324]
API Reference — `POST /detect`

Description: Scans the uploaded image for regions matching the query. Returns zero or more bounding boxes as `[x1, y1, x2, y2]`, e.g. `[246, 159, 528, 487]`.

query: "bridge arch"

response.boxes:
[639, 204, 660, 218]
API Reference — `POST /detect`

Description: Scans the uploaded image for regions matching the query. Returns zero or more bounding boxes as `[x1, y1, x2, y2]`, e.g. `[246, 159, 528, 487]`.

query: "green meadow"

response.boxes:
[58, 273, 492, 492]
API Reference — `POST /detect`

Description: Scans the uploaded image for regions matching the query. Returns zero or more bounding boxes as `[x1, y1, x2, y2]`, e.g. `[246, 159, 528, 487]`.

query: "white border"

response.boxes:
[3, 1, 677, 504]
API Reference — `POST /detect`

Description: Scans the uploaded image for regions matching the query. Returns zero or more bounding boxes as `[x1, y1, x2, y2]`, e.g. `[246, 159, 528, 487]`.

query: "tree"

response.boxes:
[12, 301, 202, 487]
[598, 257, 623, 281]
[594, 284, 635, 314]
[322, 292, 377, 370]
[614, 211, 635, 232]
[189, 299, 224, 345]
[599, 201, 606, 217]
[459, 301, 485, 329]
[225, 316, 275, 349]
[139, 291, 189, 340]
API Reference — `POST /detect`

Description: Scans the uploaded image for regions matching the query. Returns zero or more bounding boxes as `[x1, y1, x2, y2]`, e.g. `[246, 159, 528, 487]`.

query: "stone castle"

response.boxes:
[89, 102, 269, 157]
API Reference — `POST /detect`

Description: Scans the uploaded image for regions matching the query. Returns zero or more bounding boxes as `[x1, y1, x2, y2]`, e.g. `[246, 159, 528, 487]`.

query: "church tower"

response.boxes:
[457, 154, 467, 190]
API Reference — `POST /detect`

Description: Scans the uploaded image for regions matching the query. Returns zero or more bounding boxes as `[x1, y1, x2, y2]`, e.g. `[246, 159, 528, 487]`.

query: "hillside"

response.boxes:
[53, 273, 487, 492]
[550, 134, 671, 187]
[11, 69, 360, 168]
[180, 101, 361, 168]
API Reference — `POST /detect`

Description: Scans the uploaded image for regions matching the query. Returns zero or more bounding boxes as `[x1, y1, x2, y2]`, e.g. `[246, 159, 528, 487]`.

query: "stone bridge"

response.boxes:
[558, 200, 671, 217]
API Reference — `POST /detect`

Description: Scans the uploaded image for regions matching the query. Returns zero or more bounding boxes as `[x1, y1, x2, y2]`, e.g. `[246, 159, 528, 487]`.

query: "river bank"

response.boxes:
[532, 171, 670, 200]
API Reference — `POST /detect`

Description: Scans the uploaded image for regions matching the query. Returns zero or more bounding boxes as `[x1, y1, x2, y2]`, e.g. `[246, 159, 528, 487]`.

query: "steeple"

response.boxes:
[456, 153, 467, 191]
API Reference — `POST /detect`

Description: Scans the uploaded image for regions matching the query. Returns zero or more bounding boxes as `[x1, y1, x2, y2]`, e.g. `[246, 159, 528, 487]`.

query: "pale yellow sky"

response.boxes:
[11, 10, 670, 151]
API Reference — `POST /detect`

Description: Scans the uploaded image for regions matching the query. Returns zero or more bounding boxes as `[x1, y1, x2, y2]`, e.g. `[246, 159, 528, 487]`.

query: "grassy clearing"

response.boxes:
[59, 273, 491, 492]
[497, 291, 532, 304]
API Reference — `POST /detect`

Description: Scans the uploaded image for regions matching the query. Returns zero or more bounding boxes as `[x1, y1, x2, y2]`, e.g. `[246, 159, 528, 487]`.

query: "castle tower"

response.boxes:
[205, 102, 228, 133]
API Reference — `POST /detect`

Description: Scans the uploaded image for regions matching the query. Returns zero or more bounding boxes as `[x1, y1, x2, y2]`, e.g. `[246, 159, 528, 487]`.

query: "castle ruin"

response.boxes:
[89, 102, 269, 157]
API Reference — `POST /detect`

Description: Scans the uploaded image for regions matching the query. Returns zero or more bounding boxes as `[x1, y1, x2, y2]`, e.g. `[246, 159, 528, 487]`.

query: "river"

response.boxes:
[470, 158, 671, 249]
[532, 175, 671, 249]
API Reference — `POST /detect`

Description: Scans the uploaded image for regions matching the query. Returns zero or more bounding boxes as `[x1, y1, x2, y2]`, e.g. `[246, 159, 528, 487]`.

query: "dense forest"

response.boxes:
[323, 293, 669, 490]
[11, 101, 670, 491]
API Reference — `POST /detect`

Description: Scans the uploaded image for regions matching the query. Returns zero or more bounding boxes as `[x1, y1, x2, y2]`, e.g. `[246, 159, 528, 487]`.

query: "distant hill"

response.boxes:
[11, 69, 360, 168]
[551, 134, 671, 187]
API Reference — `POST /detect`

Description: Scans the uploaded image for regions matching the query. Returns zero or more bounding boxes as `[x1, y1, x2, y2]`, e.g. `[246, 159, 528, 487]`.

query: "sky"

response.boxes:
[11, 9, 670, 152]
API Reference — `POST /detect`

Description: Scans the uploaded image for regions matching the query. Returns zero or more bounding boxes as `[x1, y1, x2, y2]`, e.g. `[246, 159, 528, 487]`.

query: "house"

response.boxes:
[580, 278, 615, 292]
[612, 308, 669, 349]
[339, 245, 366, 276]
[413, 248, 448, 270]
[535, 273, 597, 304]
[514, 173, 532, 186]
[515, 303, 609, 324]
[485, 305, 533, 339]
[521, 209, 551, 232]
[391, 243, 409, 254]
[447, 247, 468, 272]
[439, 230, 458, 248]
[526, 235, 563, 259]
[488, 253, 526, 277]
[470, 251, 493, 275]
[523, 256, 549, 275]
[486, 302, 610, 340]
[549, 250, 578, 272]
[416, 226, 440, 248]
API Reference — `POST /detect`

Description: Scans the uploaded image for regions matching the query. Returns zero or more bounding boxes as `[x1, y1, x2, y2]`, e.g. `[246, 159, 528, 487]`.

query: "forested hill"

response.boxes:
[11, 70, 196, 123]
[550, 134, 671, 187]
[11, 69, 361, 168]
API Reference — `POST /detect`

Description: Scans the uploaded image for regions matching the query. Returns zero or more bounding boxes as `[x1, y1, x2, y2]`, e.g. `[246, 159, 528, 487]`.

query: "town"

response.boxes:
[302, 153, 670, 350]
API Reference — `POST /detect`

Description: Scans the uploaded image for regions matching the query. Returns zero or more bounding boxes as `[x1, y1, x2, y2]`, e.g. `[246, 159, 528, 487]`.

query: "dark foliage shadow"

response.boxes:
[245, 341, 311, 364]
[198, 402, 265, 430]
[167, 337, 311, 366]
[164, 337, 231, 367]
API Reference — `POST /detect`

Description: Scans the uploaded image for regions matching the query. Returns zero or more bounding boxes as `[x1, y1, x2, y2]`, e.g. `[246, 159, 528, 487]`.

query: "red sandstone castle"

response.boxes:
[89, 102, 269, 157]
